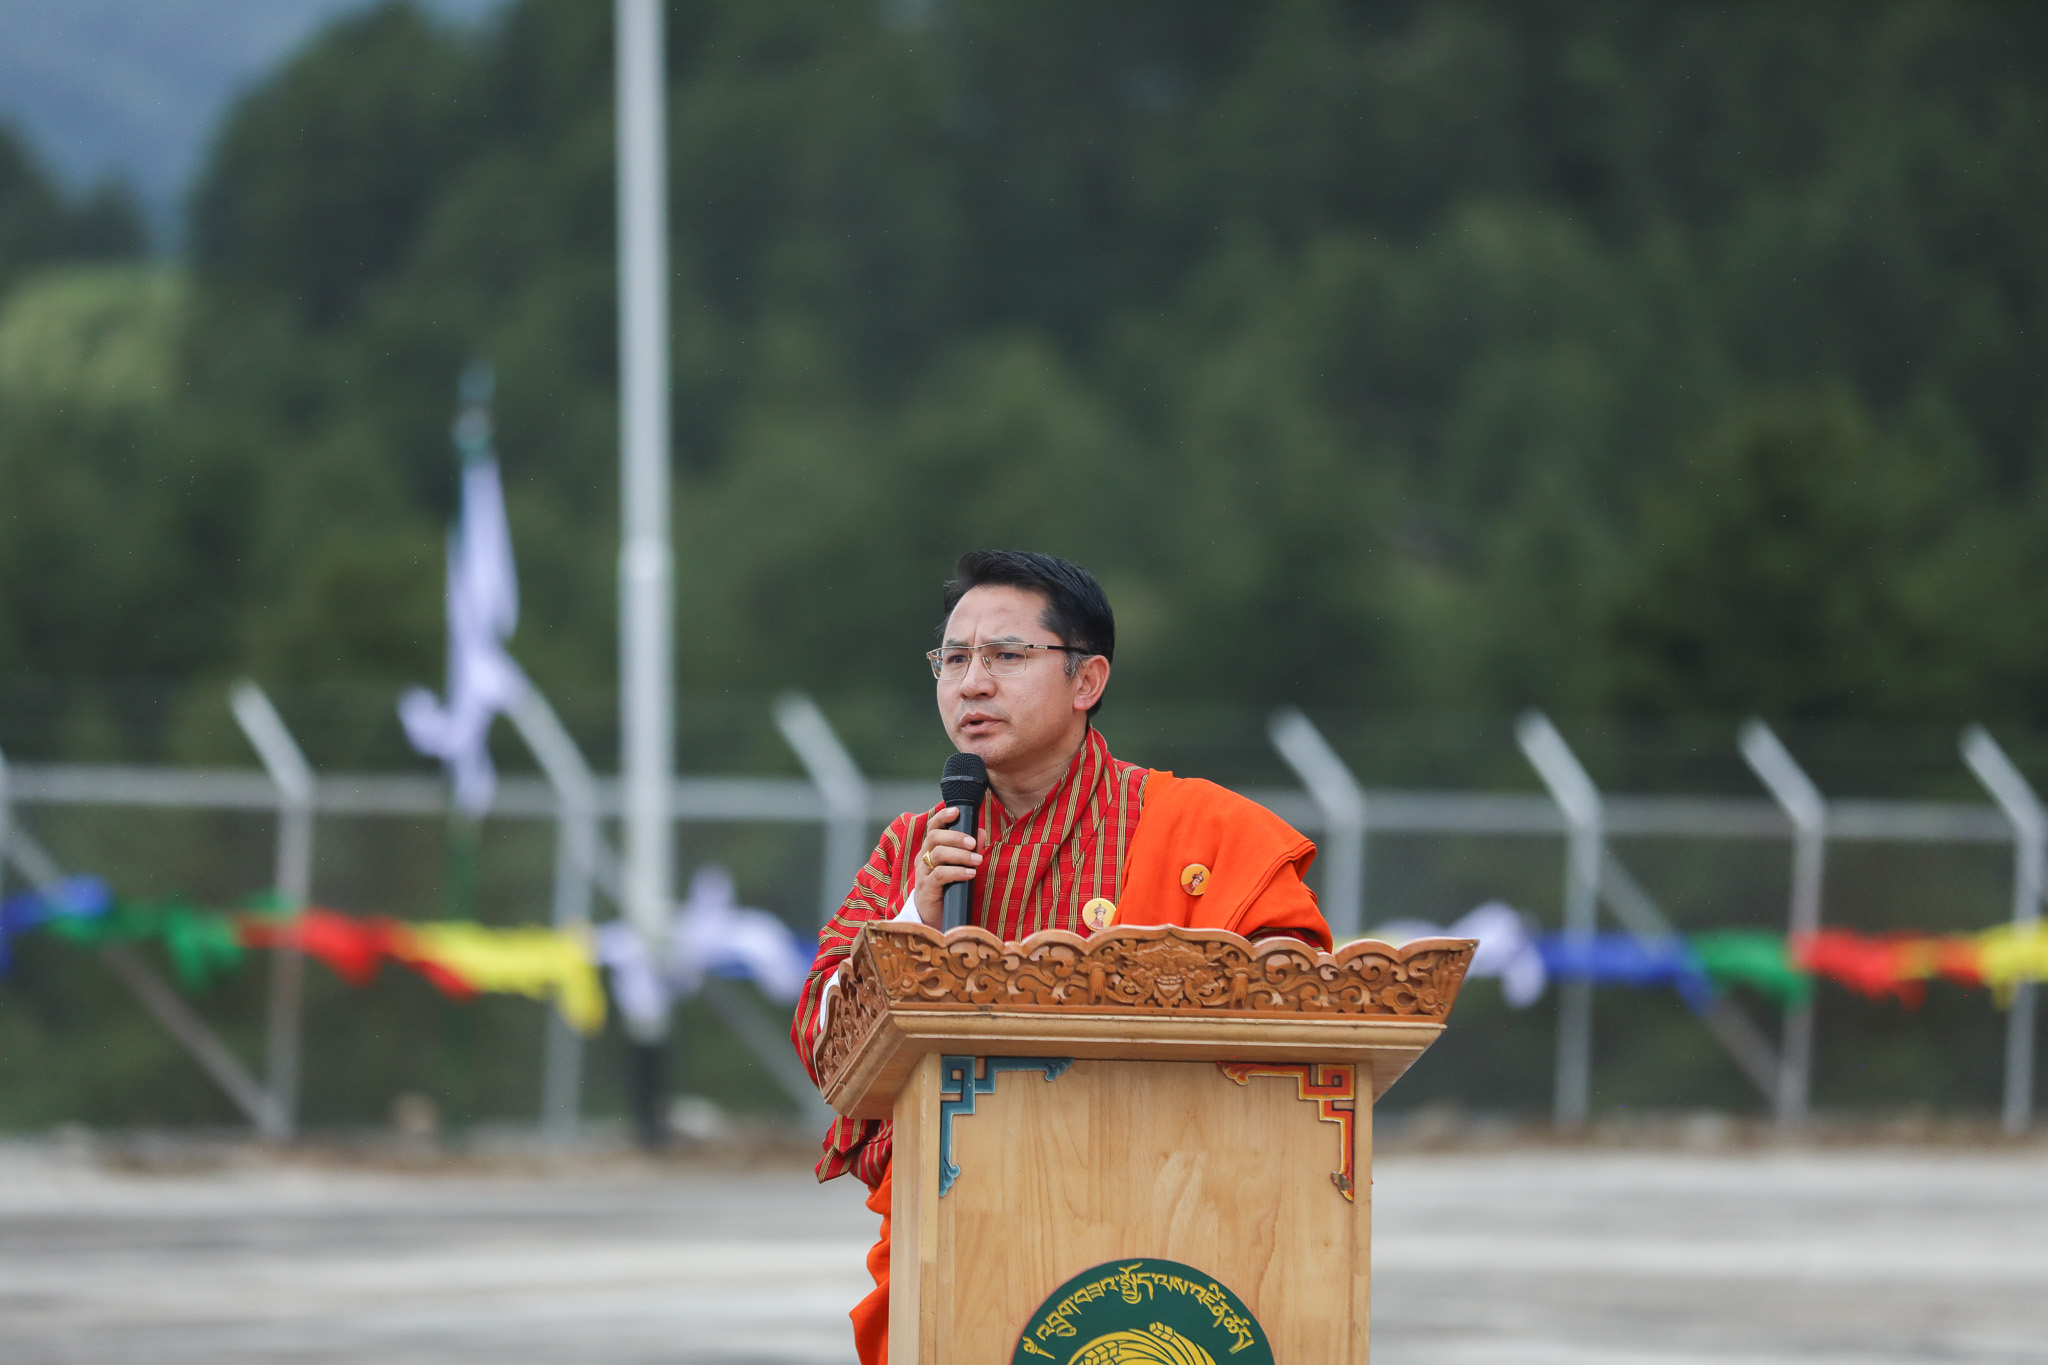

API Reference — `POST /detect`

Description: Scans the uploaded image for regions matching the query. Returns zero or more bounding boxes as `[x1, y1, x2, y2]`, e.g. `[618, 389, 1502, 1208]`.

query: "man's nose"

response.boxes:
[958, 660, 997, 696]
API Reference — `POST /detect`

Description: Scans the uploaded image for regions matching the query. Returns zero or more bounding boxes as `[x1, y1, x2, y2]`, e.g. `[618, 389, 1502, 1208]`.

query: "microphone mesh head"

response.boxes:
[940, 752, 989, 805]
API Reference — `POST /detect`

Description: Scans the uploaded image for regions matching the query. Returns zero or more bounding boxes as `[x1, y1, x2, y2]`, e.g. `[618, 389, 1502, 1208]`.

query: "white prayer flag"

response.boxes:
[399, 384, 528, 817]
[597, 865, 813, 1031]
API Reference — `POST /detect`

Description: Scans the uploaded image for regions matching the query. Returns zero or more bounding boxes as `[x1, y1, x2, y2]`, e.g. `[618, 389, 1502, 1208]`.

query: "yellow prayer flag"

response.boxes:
[404, 922, 607, 1034]
[1975, 923, 2048, 1004]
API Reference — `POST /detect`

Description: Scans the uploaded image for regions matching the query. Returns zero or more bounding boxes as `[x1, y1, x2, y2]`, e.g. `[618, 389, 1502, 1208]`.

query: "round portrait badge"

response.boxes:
[1012, 1258, 1274, 1365]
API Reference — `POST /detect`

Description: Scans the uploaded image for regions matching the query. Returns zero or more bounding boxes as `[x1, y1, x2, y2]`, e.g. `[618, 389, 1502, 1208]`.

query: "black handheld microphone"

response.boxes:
[939, 753, 988, 931]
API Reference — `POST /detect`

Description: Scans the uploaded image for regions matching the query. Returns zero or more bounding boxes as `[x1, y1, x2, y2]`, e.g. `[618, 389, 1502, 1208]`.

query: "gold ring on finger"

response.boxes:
[921, 849, 935, 872]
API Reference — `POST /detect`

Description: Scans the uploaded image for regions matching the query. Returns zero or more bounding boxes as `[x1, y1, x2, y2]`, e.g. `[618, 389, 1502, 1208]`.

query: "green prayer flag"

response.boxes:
[1690, 931, 1811, 1005]
[46, 898, 245, 990]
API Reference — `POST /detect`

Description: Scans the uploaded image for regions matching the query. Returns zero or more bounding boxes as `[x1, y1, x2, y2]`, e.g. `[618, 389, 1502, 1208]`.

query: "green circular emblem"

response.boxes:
[1012, 1258, 1274, 1365]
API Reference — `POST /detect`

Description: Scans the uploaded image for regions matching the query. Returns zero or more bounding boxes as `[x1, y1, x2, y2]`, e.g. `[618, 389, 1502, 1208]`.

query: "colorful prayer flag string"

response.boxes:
[9, 878, 2048, 1028]
[1528, 924, 2048, 1009]
[0, 882, 606, 1034]
[1371, 912, 2048, 1011]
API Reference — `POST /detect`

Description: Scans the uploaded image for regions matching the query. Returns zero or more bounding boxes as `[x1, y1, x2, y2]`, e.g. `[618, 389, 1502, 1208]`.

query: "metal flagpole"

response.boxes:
[617, 0, 676, 1148]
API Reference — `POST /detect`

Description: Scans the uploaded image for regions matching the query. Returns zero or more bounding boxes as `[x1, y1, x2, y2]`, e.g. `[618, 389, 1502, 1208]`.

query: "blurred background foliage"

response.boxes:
[6, 0, 2048, 767]
[4, 0, 2048, 1128]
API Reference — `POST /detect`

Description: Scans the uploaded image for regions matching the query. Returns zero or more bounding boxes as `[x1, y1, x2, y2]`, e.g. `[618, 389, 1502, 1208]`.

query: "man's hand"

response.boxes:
[913, 805, 981, 927]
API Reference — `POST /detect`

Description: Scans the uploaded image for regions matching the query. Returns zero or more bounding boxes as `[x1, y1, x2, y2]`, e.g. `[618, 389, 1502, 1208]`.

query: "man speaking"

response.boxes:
[789, 549, 1333, 1365]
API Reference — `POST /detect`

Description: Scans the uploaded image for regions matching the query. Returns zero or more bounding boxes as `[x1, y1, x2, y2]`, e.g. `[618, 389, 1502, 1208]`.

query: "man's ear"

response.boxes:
[1072, 655, 1111, 712]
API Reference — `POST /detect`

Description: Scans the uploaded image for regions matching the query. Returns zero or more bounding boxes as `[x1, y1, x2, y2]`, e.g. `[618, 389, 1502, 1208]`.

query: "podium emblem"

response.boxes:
[1013, 1258, 1273, 1364]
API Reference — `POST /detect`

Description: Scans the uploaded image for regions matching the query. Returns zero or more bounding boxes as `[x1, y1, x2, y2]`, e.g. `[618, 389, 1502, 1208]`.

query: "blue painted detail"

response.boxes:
[937, 1055, 1073, 1197]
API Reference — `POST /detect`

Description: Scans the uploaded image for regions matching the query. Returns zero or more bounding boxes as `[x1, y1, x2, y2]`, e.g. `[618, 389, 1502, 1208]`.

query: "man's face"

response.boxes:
[937, 584, 1098, 772]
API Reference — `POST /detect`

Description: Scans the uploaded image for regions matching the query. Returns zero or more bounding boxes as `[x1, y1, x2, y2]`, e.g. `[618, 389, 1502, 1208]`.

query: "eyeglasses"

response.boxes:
[926, 642, 1086, 680]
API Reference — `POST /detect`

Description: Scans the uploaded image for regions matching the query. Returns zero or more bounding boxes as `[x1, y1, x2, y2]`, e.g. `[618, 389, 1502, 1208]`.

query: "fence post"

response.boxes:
[1738, 721, 1827, 1128]
[2, 747, 285, 1134]
[508, 687, 600, 1141]
[1515, 711, 1602, 1129]
[774, 694, 870, 925]
[229, 681, 316, 1141]
[1960, 725, 2043, 1134]
[1268, 708, 1367, 939]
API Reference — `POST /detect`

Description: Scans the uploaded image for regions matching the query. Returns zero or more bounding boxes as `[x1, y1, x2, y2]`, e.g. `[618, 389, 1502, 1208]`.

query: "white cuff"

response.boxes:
[813, 968, 842, 1063]
[896, 862, 928, 922]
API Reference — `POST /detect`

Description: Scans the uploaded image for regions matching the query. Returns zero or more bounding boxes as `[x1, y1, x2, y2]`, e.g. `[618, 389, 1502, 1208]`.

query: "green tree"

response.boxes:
[189, 3, 479, 334]
[1602, 393, 2018, 720]
[15, 0, 2048, 742]
[0, 122, 143, 297]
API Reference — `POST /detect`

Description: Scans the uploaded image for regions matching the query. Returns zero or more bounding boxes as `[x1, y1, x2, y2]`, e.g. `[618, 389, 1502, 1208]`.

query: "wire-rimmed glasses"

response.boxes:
[926, 642, 1084, 680]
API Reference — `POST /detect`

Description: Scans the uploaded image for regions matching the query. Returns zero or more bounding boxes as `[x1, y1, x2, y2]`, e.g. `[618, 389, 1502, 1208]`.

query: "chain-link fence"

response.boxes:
[2, 684, 2043, 1138]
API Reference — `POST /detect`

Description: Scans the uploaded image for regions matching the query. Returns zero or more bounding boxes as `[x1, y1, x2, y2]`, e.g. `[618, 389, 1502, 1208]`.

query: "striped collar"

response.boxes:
[980, 725, 1109, 850]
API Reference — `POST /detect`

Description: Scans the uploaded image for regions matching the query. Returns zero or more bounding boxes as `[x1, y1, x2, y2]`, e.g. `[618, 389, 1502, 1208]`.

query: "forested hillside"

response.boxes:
[6, 0, 2048, 765]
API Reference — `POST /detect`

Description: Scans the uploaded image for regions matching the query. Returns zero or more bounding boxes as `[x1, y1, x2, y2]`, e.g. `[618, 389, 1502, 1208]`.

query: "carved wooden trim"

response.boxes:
[815, 933, 891, 1092]
[819, 922, 1472, 1100]
[1218, 1061, 1357, 1200]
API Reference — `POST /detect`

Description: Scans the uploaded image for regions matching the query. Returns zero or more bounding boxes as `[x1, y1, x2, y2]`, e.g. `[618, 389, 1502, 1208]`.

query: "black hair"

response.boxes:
[940, 550, 1115, 715]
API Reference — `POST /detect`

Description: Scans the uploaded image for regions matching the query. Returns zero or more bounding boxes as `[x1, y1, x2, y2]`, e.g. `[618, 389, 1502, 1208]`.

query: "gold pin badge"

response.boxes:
[1180, 863, 1210, 895]
[1081, 898, 1117, 932]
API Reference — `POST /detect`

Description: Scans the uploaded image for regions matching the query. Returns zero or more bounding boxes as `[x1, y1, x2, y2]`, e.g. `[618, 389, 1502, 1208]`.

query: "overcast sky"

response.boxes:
[0, 0, 509, 242]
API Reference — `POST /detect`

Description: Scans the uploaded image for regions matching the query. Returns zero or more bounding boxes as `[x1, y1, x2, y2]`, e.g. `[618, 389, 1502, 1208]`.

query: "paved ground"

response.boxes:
[1369, 1147, 2048, 1365]
[2, 1139, 2044, 1364]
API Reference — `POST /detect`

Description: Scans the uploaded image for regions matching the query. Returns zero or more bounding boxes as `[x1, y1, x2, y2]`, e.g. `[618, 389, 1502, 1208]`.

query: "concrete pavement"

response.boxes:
[2, 1140, 2043, 1363]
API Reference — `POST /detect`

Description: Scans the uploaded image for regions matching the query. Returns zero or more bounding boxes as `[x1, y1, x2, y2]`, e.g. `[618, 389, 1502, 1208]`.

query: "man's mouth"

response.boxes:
[956, 711, 1004, 736]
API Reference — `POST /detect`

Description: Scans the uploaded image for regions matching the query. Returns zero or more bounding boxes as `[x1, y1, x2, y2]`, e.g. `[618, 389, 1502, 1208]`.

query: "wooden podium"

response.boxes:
[817, 923, 1474, 1364]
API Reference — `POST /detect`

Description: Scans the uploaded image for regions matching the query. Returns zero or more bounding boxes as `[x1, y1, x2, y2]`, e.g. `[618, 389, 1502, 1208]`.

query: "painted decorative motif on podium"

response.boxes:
[1014, 1258, 1274, 1364]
